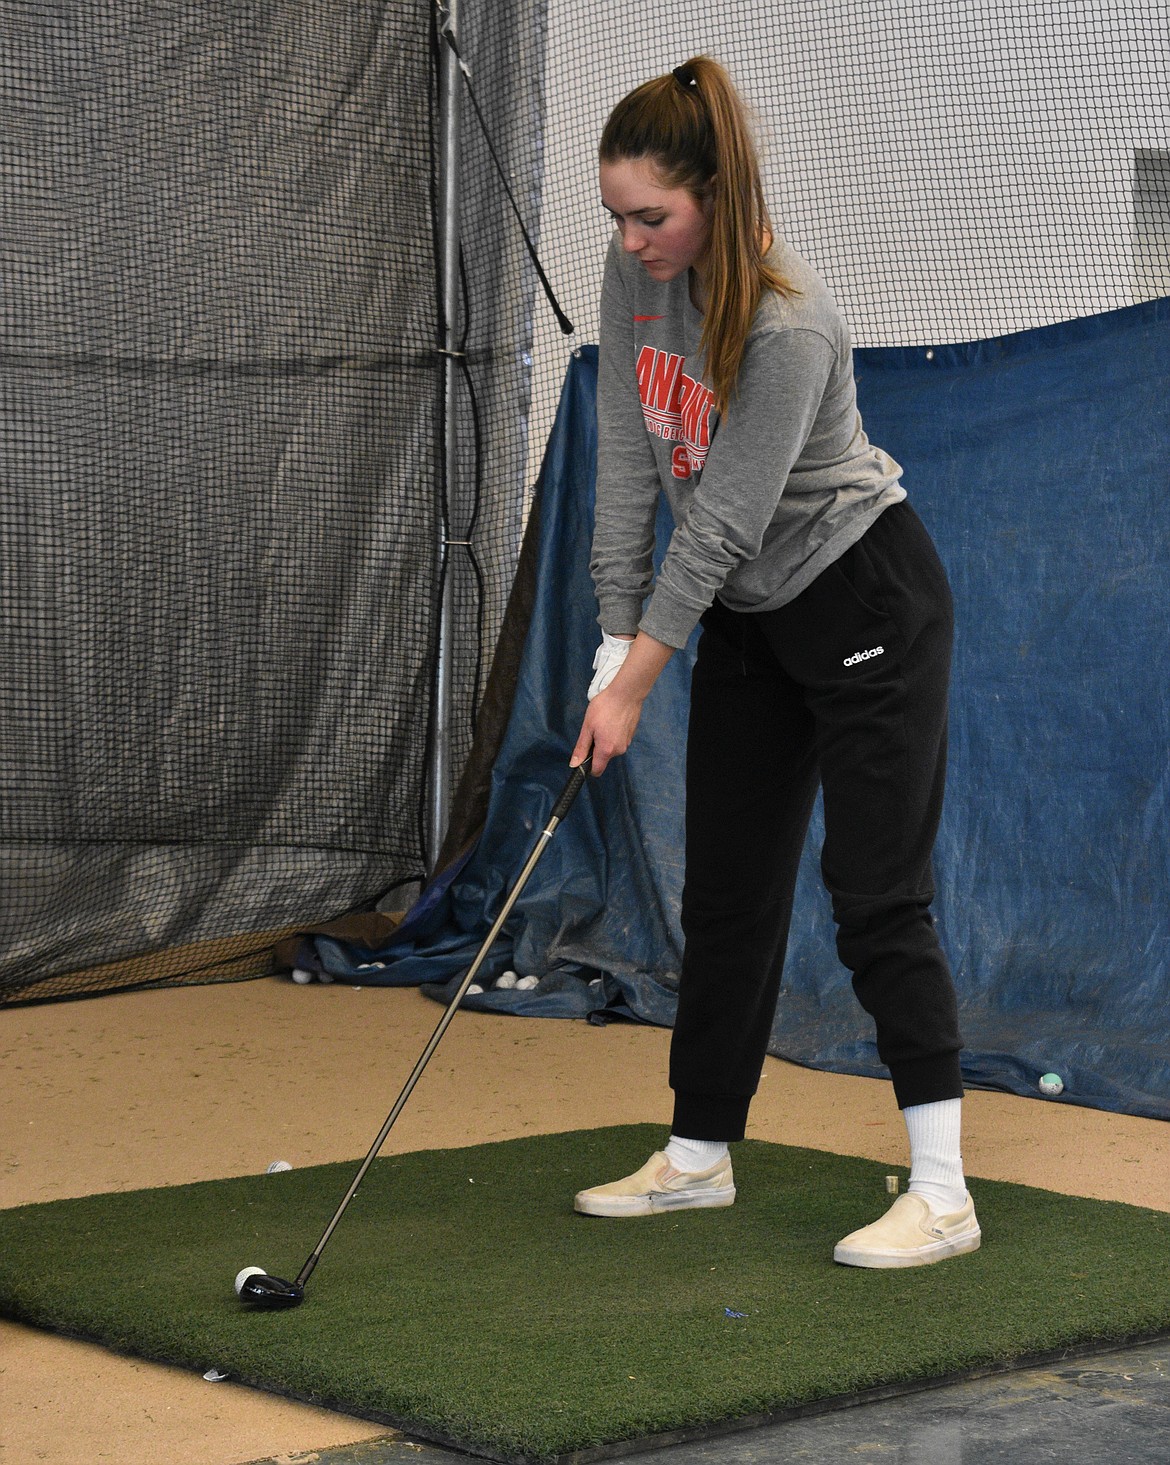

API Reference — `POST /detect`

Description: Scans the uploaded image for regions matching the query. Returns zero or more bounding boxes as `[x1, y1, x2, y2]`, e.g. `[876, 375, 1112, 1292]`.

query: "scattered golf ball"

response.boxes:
[234, 1266, 265, 1296]
[291, 968, 313, 984]
[516, 974, 540, 990]
[495, 970, 518, 990]
[266, 1160, 292, 1173]
[1039, 1072, 1064, 1096]
[467, 983, 483, 995]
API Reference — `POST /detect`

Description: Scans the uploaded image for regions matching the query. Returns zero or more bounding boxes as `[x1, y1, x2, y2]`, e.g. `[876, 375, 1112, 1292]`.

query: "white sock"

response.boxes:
[904, 1098, 967, 1214]
[664, 1135, 728, 1171]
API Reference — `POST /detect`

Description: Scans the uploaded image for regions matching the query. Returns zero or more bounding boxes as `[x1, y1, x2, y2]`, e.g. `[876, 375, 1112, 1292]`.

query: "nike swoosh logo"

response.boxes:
[633, 315, 665, 322]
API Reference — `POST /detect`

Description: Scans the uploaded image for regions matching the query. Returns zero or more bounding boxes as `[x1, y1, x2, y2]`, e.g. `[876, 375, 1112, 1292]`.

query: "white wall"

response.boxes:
[525, 0, 1170, 490]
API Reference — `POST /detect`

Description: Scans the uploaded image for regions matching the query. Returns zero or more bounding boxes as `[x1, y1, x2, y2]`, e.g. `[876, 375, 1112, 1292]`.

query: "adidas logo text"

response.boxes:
[844, 646, 884, 667]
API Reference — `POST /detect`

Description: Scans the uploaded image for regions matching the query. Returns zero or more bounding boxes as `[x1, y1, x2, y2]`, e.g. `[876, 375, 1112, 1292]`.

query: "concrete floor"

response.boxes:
[242, 1338, 1170, 1464]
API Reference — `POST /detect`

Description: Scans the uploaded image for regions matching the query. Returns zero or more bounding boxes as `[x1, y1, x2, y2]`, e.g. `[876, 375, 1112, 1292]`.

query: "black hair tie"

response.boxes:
[672, 63, 698, 92]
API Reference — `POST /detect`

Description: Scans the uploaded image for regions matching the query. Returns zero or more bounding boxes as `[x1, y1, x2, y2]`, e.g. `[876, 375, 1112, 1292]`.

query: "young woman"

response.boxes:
[569, 57, 980, 1268]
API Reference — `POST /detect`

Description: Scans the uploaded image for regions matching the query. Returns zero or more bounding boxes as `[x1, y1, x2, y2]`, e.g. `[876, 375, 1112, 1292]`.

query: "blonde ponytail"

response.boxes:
[600, 56, 794, 416]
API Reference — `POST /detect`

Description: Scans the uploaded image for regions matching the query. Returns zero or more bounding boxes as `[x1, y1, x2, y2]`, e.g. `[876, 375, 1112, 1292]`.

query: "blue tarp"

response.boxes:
[302, 301, 1170, 1121]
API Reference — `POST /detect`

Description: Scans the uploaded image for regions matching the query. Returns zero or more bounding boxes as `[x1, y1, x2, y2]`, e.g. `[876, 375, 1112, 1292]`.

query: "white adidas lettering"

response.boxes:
[843, 645, 885, 667]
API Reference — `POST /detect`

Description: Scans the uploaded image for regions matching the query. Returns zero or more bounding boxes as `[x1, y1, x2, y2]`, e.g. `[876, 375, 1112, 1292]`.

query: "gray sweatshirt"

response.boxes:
[591, 235, 906, 650]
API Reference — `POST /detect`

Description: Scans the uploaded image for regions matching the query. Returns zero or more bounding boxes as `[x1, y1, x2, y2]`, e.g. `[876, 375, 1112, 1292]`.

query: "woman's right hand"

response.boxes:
[571, 680, 645, 776]
[571, 629, 675, 775]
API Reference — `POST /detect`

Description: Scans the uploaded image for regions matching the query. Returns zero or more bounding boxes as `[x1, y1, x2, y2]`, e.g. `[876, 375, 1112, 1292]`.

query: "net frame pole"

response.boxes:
[428, 0, 463, 867]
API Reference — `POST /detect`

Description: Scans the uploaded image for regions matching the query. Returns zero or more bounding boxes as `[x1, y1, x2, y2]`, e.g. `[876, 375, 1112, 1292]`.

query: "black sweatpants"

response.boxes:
[670, 502, 963, 1141]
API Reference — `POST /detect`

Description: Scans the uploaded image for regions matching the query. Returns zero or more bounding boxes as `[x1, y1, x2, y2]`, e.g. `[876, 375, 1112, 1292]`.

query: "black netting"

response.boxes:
[440, 0, 547, 795]
[1, 2, 545, 1003]
[5, 1, 1168, 1005]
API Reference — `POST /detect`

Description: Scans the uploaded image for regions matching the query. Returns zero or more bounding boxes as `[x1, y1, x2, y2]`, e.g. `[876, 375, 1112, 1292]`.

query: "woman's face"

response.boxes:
[600, 156, 713, 283]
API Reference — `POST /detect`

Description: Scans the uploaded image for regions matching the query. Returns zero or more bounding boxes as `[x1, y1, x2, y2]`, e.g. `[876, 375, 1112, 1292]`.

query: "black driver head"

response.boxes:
[238, 1271, 305, 1309]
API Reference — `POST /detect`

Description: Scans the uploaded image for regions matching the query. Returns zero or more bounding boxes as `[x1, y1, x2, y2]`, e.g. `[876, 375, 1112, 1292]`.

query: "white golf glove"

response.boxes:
[588, 630, 633, 700]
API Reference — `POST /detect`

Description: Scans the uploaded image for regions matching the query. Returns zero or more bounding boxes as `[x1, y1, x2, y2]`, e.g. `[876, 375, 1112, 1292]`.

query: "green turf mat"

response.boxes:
[2, 1125, 1168, 1462]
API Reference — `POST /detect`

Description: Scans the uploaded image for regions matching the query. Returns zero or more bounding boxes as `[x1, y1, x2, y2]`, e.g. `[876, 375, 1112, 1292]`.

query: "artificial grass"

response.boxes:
[2, 1125, 1168, 1462]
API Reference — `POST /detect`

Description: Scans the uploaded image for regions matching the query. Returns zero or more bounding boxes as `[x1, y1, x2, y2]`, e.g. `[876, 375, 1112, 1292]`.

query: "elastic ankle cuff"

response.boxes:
[671, 1090, 750, 1142]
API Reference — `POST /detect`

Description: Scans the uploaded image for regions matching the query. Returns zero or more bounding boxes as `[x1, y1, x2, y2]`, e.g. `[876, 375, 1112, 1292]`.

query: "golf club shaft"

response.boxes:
[295, 757, 592, 1288]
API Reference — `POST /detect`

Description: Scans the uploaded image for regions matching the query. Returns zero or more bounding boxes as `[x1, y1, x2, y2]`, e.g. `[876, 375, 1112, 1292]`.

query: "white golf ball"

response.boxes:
[235, 1266, 265, 1296]
[266, 1160, 292, 1173]
[1039, 1072, 1064, 1096]
[318, 971, 334, 984]
[516, 974, 540, 990]
[291, 968, 313, 984]
[467, 983, 483, 995]
[495, 971, 518, 990]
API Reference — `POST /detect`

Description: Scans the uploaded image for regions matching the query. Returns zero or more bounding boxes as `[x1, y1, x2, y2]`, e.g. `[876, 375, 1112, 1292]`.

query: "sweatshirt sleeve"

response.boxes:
[589, 241, 662, 636]
[638, 326, 836, 649]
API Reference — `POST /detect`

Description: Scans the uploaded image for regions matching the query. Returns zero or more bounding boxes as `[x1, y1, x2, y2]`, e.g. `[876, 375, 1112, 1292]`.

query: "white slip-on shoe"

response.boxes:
[574, 1150, 736, 1217]
[833, 1191, 981, 1268]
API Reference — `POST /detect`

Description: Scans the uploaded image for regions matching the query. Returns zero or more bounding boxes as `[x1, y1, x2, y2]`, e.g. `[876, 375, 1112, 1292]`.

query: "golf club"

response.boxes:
[237, 755, 593, 1309]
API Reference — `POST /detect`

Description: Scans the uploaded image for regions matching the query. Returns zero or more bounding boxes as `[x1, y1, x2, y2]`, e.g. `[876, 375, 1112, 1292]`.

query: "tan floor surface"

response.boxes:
[1, 978, 1167, 1465]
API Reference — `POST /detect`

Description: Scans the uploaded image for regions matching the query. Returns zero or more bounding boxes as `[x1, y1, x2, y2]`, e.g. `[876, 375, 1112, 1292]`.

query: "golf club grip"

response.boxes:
[550, 756, 592, 824]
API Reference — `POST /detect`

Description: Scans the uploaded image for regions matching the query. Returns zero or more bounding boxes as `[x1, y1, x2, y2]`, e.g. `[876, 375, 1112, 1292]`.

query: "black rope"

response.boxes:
[435, 3, 575, 337]
[457, 241, 487, 739]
